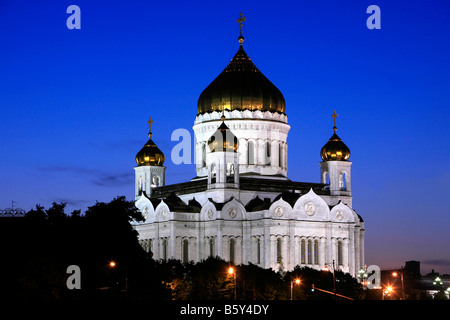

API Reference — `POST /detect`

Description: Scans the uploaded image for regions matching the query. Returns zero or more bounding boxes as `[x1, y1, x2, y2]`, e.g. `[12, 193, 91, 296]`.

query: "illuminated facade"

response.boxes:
[132, 16, 365, 276]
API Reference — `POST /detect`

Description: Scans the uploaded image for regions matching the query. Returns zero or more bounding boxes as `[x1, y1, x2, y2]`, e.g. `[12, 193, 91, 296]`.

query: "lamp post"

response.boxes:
[290, 278, 301, 300]
[228, 267, 236, 300]
[392, 271, 404, 300]
[382, 286, 393, 300]
[357, 266, 369, 288]
[323, 260, 336, 296]
[109, 260, 127, 298]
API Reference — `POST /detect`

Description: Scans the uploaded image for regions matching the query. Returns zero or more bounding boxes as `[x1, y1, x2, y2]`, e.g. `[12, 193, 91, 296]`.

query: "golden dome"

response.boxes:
[197, 39, 286, 114]
[136, 118, 165, 166]
[320, 111, 350, 161]
[208, 116, 239, 153]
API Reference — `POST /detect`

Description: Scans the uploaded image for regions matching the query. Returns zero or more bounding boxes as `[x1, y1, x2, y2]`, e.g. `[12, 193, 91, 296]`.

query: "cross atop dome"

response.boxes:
[237, 12, 246, 44]
[331, 110, 338, 133]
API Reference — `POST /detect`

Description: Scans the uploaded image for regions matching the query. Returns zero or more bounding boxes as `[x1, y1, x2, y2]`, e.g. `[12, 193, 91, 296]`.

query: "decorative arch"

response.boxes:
[293, 188, 330, 221]
[330, 201, 357, 223]
[200, 199, 217, 221]
[155, 200, 171, 222]
[221, 198, 246, 220]
[268, 197, 293, 220]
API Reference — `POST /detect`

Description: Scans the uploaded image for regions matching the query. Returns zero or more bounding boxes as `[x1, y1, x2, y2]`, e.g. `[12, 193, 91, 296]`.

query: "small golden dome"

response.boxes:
[207, 116, 239, 153]
[197, 41, 285, 114]
[136, 118, 165, 166]
[320, 111, 350, 161]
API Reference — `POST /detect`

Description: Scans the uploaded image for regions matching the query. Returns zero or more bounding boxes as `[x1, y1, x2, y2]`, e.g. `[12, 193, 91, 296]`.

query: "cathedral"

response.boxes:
[132, 14, 365, 277]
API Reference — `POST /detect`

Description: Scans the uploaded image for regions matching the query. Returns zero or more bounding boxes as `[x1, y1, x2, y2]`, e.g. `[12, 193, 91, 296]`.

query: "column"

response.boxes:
[343, 238, 350, 273]
[319, 237, 326, 269]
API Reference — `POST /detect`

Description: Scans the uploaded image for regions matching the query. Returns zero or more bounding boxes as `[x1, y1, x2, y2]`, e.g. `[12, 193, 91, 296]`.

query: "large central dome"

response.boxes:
[197, 41, 286, 114]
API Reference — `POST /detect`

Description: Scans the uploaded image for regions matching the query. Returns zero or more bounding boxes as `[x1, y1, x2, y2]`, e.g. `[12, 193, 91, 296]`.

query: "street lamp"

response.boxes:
[108, 260, 127, 298]
[323, 260, 336, 296]
[228, 267, 236, 300]
[392, 271, 405, 300]
[382, 286, 393, 300]
[357, 266, 369, 288]
[290, 278, 301, 300]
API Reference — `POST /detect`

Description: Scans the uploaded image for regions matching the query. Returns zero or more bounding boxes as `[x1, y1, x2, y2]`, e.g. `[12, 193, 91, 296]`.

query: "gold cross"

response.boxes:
[331, 110, 339, 133]
[331, 110, 338, 127]
[237, 12, 246, 36]
[147, 117, 153, 132]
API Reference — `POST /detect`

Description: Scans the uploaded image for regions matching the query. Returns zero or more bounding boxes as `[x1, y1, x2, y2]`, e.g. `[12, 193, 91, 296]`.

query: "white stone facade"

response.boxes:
[194, 110, 290, 178]
[132, 56, 365, 277]
[133, 114, 365, 276]
[134, 188, 365, 276]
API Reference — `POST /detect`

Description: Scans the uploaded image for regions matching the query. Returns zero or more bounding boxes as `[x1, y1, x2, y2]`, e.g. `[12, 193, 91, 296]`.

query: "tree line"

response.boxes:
[0, 196, 374, 300]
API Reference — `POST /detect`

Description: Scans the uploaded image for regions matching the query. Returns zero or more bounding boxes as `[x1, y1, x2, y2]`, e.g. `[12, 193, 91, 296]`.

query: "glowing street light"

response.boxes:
[382, 286, 393, 300]
[290, 278, 301, 300]
[323, 260, 336, 296]
[228, 266, 236, 300]
[392, 271, 405, 300]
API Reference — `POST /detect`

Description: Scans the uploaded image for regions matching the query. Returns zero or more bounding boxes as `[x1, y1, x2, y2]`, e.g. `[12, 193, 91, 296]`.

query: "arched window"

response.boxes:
[183, 239, 189, 263]
[138, 176, 143, 193]
[248, 141, 255, 165]
[256, 238, 261, 264]
[337, 240, 343, 267]
[162, 239, 167, 261]
[307, 240, 312, 264]
[229, 239, 235, 264]
[276, 238, 282, 264]
[339, 172, 347, 190]
[301, 239, 306, 264]
[314, 240, 319, 265]
[211, 163, 216, 183]
[278, 143, 282, 167]
[152, 175, 160, 187]
[202, 143, 206, 167]
[209, 238, 214, 258]
[227, 163, 235, 182]
[265, 141, 271, 165]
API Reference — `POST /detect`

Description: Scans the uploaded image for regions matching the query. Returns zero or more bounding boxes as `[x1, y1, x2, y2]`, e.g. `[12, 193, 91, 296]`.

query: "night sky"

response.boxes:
[1, 0, 449, 274]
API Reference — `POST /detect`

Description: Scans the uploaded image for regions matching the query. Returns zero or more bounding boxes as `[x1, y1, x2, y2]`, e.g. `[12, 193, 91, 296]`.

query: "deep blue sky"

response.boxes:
[1, 0, 449, 274]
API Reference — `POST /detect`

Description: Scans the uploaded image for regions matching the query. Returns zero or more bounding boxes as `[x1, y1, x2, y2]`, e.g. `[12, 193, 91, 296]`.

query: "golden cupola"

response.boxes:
[136, 117, 165, 166]
[207, 115, 239, 153]
[197, 13, 285, 115]
[320, 111, 351, 161]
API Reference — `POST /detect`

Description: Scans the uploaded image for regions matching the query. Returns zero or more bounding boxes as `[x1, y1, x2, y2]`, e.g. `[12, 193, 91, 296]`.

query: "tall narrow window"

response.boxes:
[209, 238, 214, 258]
[265, 141, 271, 165]
[202, 143, 206, 167]
[301, 239, 306, 264]
[183, 239, 189, 263]
[307, 240, 312, 264]
[248, 141, 255, 165]
[211, 163, 216, 183]
[257, 238, 261, 264]
[314, 240, 319, 265]
[340, 172, 347, 190]
[337, 240, 343, 266]
[229, 239, 235, 264]
[276, 238, 282, 264]
[162, 239, 167, 261]
[278, 143, 282, 167]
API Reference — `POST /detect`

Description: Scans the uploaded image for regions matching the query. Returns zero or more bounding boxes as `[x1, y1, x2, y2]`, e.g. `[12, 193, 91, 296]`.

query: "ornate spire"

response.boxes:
[331, 110, 338, 133]
[236, 12, 246, 44]
[136, 117, 165, 166]
[147, 116, 153, 137]
[320, 111, 350, 161]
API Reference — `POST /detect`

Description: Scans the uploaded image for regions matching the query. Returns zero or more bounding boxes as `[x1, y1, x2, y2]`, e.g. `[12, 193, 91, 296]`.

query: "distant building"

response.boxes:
[381, 261, 450, 299]
[0, 207, 25, 218]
